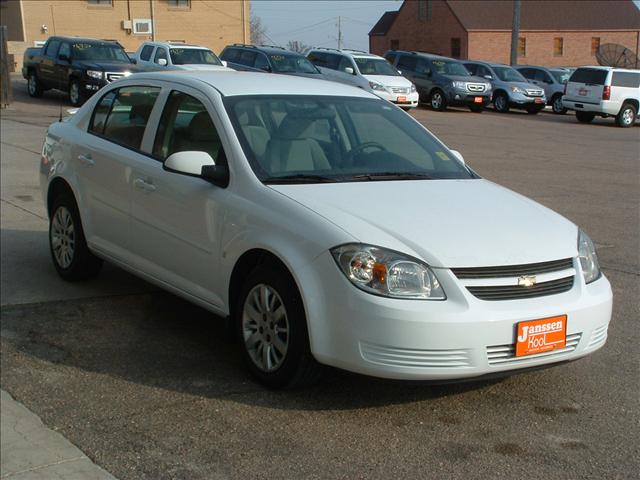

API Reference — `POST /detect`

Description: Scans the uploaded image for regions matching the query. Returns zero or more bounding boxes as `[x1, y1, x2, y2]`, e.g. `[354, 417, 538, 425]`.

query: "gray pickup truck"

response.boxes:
[22, 36, 137, 106]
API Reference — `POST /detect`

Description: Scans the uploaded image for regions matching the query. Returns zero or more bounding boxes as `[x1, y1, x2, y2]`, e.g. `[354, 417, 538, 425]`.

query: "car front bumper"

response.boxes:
[374, 89, 419, 108]
[446, 89, 492, 107]
[299, 251, 612, 381]
[510, 92, 547, 108]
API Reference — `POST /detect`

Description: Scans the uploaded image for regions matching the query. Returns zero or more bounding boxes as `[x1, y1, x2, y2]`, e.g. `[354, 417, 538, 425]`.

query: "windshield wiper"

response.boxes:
[346, 172, 434, 182]
[263, 174, 339, 184]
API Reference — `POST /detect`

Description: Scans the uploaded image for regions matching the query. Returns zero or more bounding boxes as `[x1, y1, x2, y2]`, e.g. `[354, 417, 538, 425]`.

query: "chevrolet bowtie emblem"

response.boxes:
[518, 275, 537, 287]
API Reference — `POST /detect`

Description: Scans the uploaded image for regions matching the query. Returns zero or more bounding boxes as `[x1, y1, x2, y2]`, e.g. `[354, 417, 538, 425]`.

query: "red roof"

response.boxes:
[368, 11, 399, 36]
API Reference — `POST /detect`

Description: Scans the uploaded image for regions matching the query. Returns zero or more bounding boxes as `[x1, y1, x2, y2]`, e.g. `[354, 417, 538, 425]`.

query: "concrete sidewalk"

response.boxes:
[1, 390, 116, 480]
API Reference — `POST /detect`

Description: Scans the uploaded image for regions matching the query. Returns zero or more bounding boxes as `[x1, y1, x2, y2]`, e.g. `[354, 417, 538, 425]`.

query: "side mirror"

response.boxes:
[450, 149, 465, 165]
[158, 58, 168, 66]
[221, 60, 228, 67]
[130, 58, 137, 64]
[344, 67, 354, 75]
[259, 64, 272, 72]
[484, 74, 493, 80]
[397, 69, 402, 75]
[163, 151, 228, 187]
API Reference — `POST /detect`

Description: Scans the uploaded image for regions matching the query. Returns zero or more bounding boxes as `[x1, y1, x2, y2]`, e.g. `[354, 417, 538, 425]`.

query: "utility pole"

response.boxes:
[510, 0, 521, 66]
[337, 16, 342, 50]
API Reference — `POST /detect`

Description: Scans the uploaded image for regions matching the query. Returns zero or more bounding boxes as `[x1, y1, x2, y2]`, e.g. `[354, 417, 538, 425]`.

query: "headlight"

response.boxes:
[511, 86, 526, 94]
[330, 244, 446, 300]
[578, 230, 601, 284]
[369, 81, 386, 91]
[452, 81, 466, 89]
[86, 70, 103, 80]
[410, 83, 416, 93]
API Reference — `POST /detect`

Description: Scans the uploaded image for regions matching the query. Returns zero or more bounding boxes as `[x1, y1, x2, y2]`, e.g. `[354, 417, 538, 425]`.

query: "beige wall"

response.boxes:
[468, 30, 640, 67]
[8, 0, 249, 69]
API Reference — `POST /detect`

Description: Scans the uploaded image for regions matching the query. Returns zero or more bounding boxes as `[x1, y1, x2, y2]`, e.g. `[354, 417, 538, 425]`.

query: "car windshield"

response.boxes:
[169, 48, 222, 65]
[225, 95, 474, 183]
[269, 54, 319, 74]
[493, 66, 526, 82]
[72, 43, 130, 62]
[431, 59, 469, 76]
[354, 57, 399, 76]
[550, 69, 572, 84]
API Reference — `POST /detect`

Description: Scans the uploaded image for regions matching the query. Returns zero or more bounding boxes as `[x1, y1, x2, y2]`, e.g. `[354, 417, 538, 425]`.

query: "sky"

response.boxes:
[250, 0, 402, 52]
[251, 0, 640, 53]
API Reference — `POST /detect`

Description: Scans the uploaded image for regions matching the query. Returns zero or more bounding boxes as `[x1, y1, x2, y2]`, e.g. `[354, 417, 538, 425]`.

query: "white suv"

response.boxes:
[307, 48, 419, 109]
[133, 41, 232, 72]
[562, 66, 639, 127]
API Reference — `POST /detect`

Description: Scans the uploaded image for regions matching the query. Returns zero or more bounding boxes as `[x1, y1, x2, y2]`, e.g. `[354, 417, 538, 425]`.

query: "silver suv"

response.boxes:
[464, 61, 545, 114]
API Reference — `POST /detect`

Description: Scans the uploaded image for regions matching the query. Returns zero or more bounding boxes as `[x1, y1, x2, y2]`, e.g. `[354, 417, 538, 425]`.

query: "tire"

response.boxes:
[27, 71, 43, 98]
[69, 79, 85, 107]
[493, 92, 510, 113]
[49, 193, 103, 281]
[235, 263, 321, 389]
[616, 102, 636, 128]
[429, 89, 447, 111]
[469, 104, 484, 113]
[576, 111, 595, 124]
[551, 94, 567, 114]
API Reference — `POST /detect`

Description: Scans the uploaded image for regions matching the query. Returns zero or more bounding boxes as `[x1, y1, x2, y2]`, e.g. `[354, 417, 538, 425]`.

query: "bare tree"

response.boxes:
[286, 40, 311, 54]
[250, 15, 268, 45]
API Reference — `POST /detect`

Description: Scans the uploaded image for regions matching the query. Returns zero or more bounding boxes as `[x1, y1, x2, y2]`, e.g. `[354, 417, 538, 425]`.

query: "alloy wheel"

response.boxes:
[69, 83, 80, 105]
[28, 76, 36, 95]
[431, 92, 442, 109]
[242, 284, 290, 372]
[495, 95, 507, 112]
[553, 96, 563, 113]
[50, 206, 76, 269]
[622, 107, 635, 126]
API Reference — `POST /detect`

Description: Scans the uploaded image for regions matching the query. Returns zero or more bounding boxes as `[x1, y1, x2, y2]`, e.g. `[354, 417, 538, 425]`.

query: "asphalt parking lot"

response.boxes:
[1, 76, 639, 479]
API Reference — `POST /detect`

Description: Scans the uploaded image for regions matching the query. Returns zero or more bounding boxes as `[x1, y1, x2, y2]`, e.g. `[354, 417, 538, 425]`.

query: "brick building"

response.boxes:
[1, 0, 250, 70]
[369, 0, 640, 67]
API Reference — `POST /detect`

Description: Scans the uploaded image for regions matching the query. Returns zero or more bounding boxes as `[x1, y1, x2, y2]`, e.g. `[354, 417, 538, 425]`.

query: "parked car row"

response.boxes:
[22, 37, 639, 126]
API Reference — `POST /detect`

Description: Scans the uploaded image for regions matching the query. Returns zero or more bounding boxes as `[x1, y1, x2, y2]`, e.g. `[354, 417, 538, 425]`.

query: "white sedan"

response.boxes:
[40, 71, 612, 388]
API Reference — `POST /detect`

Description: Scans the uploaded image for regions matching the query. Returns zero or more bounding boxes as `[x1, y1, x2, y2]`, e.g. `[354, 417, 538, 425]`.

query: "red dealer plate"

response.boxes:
[397, 96, 407, 103]
[515, 315, 567, 357]
[474, 97, 483, 103]
[535, 98, 544, 104]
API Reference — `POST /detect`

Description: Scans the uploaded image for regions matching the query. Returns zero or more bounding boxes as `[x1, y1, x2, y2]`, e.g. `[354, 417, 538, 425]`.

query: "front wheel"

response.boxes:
[69, 79, 85, 107]
[616, 103, 636, 128]
[236, 264, 322, 389]
[49, 194, 103, 281]
[429, 89, 447, 111]
[493, 92, 510, 113]
[551, 94, 567, 114]
[27, 72, 43, 98]
[576, 111, 595, 124]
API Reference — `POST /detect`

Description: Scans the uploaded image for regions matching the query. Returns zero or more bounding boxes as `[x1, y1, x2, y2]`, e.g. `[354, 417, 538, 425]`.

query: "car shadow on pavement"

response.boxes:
[1, 228, 504, 412]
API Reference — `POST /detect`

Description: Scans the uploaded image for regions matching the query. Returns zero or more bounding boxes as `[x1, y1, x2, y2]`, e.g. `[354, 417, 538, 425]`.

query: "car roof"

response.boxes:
[225, 44, 301, 56]
[390, 50, 457, 61]
[127, 70, 377, 98]
[309, 48, 381, 60]
[144, 42, 211, 50]
[51, 36, 120, 45]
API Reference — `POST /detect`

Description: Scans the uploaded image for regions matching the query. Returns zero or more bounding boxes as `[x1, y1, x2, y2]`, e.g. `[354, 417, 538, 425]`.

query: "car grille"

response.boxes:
[467, 83, 486, 92]
[391, 87, 410, 94]
[486, 333, 581, 365]
[452, 258, 575, 301]
[106, 72, 125, 82]
[526, 88, 545, 97]
[360, 342, 471, 368]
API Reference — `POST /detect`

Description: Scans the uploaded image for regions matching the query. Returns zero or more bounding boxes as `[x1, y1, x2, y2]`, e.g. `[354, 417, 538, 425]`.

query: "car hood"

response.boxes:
[270, 179, 578, 268]
[75, 60, 138, 72]
[507, 81, 542, 90]
[364, 74, 412, 88]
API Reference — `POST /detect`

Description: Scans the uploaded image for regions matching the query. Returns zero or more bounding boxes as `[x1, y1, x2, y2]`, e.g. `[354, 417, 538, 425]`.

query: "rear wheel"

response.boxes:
[616, 103, 636, 128]
[576, 111, 595, 124]
[551, 94, 567, 114]
[493, 92, 510, 113]
[27, 72, 43, 98]
[236, 264, 322, 389]
[49, 193, 103, 281]
[429, 89, 447, 111]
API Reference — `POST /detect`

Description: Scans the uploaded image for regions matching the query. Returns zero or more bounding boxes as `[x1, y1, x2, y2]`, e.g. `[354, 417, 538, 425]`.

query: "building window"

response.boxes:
[518, 37, 526, 56]
[167, 0, 190, 7]
[554, 37, 564, 56]
[591, 37, 600, 56]
[390, 39, 399, 50]
[451, 38, 461, 58]
[87, 0, 113, 5]
[418, 0, 431, 20]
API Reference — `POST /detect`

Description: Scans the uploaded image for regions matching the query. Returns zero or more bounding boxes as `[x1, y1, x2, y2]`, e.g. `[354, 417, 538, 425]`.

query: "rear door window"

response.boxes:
[397, 55, 417, 72]
[90, 86, 161, 150]
[238, 50, 257, 67]
[611, 72, 639, 88]
[534, 69, 553, 83]
[569, 68, 608, 85]
[139, 45, 154, 61]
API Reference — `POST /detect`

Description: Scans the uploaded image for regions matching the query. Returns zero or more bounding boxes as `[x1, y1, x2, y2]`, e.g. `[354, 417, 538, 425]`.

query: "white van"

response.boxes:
[562, 66, 639, 127]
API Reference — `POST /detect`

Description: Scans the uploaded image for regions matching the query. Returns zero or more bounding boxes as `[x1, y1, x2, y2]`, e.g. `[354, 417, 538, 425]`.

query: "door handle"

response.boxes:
[134, 178, 156, 193]
[78, 153, 94, 166]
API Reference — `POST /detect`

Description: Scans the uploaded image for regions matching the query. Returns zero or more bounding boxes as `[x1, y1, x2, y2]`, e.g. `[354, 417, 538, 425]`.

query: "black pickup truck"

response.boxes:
[22, 36, 138, 106]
